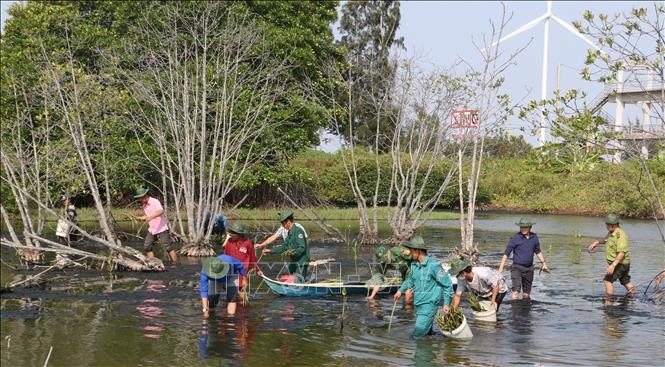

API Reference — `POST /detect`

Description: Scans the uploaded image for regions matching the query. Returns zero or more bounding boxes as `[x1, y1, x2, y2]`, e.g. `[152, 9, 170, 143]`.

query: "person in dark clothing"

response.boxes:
[261, 211, 310, 282]
[498, 218, 550, 300]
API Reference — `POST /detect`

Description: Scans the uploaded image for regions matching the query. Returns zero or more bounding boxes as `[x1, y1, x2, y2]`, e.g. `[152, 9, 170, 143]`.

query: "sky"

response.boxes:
[1, 1, 656, 150]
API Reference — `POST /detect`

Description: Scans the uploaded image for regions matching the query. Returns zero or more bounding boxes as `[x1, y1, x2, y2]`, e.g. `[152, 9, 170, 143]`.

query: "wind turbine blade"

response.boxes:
[490, 13, 549, 47]
[551, 15, 602, 51]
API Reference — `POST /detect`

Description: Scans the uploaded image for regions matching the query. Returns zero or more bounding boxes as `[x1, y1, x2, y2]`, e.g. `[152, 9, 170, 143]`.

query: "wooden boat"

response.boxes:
[259, 274, 401, 297]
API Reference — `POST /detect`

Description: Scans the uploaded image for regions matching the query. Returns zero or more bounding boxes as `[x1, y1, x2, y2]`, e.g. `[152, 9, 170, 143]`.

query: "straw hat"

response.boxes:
[402, 236, 427, 251]
[375, 246, 388, 263]
[278, 210, 294, 222]
[449, 259, 470, 277]
[605, 213, 620, 225]
[133, 187, 149, 199]
[203, 257, 230, 279]
[515, 217, 535, 227]
[227, 222, 247, 235]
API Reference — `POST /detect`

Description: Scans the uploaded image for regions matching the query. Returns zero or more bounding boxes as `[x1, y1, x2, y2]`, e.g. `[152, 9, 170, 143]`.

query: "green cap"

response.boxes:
[278, 210, 294, 222]
[203, 257, 230, 279]
[605, 213, 620, 225]
[402, 235, 426, 251]
[227, 222, 246, 235]
[515, 217, 535, 227]
[449, 259, 470, 277]
[133, 187, 149, 199]
[375, 246, 388, 263]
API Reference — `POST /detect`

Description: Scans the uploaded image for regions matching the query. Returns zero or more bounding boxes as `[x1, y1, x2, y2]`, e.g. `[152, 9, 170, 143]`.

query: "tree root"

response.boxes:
[179, 245, 216, 257]
[1, 237, 164, 272]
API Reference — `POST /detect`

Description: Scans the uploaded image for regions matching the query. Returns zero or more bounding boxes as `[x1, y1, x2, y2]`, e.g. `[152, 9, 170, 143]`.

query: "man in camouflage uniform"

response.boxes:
[366, 244, 413, 302]
[588, 213, 635, 297]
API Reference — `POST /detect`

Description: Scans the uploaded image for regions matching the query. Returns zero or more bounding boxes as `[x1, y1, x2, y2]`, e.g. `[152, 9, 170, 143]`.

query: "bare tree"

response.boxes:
[1, 32, 163, 271]
[387, 61, 470, 242]
[0, 79, 53, 263]
[319, 55, 469, 244]
[456, 5, 529, 262]
[118, 3, 291, 256]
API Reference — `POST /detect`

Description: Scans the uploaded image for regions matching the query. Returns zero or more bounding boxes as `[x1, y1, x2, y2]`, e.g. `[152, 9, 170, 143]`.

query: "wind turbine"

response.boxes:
[493, 1, 601, 145]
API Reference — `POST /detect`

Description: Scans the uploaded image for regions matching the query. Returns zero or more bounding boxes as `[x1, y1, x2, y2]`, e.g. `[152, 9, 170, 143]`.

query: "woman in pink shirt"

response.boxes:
[134, 187, 177, 265]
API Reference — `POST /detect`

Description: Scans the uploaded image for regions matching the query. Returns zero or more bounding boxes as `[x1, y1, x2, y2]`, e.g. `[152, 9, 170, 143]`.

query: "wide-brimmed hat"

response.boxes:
[449, 259, 470, 277]
[203, 257, 230, 279]
[402, 236, 426, 251]
[227, 222, 246, 235]
[515, 217, 535, 227]
[278, 210, 294, 222]
[133, 187, 149, 199]
[605, 213, 620, 225]
[375, 246, 388, 263]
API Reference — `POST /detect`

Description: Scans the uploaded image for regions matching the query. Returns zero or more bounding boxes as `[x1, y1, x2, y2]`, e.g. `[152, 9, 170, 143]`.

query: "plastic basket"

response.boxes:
[279, 274, 296, 283]
[55, 219, 70, 237]
[472, 300, 497, 322]
[441, 313, 473, 339]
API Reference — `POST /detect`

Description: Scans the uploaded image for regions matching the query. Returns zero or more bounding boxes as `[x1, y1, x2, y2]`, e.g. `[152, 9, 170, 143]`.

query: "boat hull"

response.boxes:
[259, 275, 401, 297]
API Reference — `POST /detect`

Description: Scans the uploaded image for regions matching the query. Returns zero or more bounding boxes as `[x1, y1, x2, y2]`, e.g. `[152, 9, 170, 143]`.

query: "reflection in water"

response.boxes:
[601, 297, 630, 361]
[2, 214, 664, 366]
[509, 299, 533, 337]
[199, 305, 260, 362]
[136, 280, 167, 339]
[508, 299, 534, 359]
[414, 339, 436, 367]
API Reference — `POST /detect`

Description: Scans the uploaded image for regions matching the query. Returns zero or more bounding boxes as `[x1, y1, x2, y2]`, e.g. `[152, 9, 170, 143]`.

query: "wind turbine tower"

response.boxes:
[493, 1, 601, 145]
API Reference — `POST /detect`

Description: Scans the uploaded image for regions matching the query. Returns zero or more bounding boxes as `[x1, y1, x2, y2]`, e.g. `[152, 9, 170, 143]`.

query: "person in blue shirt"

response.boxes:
[393, 236, 454, 338]
[498, 218, 550, 300]
[200, 255, 246, 317]
[203, 212, 228, 236]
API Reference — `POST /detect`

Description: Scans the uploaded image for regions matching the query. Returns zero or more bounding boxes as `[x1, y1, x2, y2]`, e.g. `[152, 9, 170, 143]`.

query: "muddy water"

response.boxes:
[1, 213, 664, 366]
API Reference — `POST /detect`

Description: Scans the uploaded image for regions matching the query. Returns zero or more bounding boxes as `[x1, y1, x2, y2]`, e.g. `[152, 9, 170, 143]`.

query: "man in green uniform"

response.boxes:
[393, 236, 453, 338]
[262, 211, 310, 281]
[366, 245, 413, 301]
[587, 213, 635, 297]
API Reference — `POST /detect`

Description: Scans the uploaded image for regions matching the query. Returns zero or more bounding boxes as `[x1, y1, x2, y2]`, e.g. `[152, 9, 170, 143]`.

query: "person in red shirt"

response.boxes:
[223, 222, 263, 288]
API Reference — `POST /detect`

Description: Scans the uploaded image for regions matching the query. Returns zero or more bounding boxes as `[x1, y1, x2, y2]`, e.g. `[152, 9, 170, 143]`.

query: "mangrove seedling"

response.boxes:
[466, 292, 486, 312]
[388, 299, 398, 334]
[436, 307, 464, 332]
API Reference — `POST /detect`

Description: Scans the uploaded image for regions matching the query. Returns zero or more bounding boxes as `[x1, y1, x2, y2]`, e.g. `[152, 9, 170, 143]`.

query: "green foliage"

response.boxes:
[575, 4, 664, 83]
[1, 1, 342, 210]
[483, 157, 665, 218]
[229, 148, 491, 209]
[519, 90, 615, 174]
[337, 0, 404, 149]
[240, 1, 342, 159]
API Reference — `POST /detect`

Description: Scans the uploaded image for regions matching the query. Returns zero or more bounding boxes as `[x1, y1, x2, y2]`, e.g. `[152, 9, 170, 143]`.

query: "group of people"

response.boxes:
[60, 187, 636, 338]
[127, 187, 310, 317]
[360, 215, 635, 337]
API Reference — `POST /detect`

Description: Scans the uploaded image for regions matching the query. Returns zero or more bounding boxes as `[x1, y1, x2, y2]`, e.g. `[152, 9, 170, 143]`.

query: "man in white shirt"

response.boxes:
[449, 259, 508, 311]
[255, 210, 308, 249]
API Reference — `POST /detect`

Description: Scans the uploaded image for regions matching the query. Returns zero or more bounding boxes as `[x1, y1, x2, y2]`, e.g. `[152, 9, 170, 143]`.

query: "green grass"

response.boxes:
[230, 207, 458, 221]
[47, 206, 458, 222]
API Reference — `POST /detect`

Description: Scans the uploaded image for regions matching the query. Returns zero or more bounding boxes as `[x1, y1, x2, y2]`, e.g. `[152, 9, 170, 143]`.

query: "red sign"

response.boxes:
[450, 109, 479, 128]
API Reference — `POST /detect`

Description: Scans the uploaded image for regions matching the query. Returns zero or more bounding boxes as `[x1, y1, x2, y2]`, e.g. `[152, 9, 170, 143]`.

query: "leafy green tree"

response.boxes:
[520, 90, 615, 173]
[338, 0, 404, 150]
[574, 4, 664, 236]
[1, 1, 146, 207]
[242, 1, 341, 159]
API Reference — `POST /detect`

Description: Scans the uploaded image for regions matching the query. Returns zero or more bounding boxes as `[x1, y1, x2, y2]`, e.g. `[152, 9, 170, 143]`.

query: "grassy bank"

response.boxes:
[68, 207, 458, 222]
[482, 158, 665, 218]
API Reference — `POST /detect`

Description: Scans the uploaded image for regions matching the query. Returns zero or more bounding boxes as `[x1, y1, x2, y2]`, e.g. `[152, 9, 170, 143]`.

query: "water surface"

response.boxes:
[2, 213, 664, 366]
